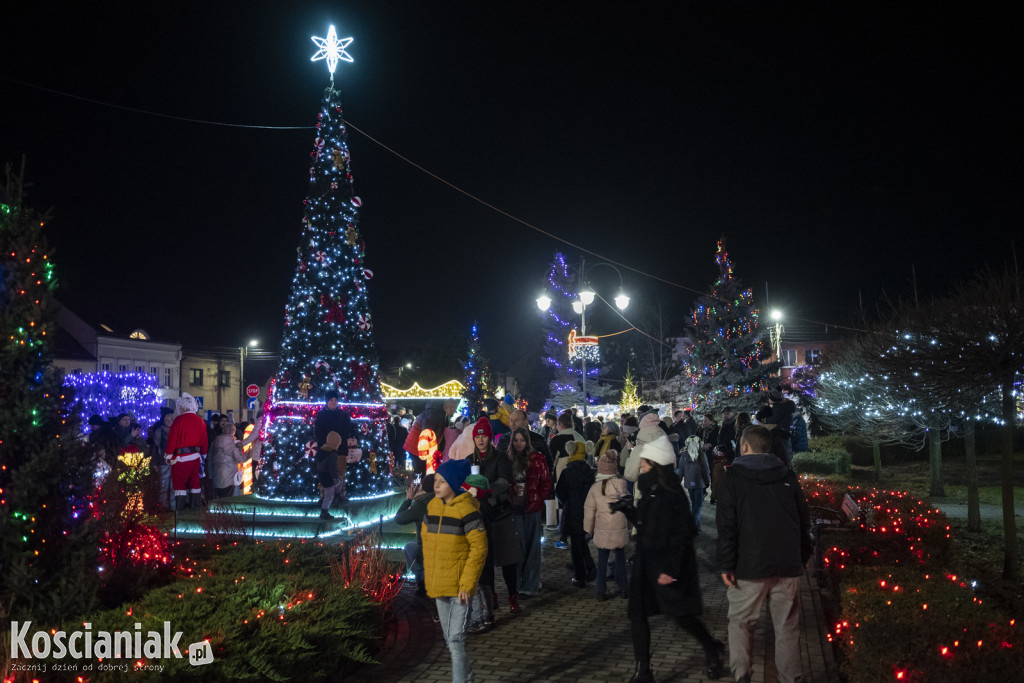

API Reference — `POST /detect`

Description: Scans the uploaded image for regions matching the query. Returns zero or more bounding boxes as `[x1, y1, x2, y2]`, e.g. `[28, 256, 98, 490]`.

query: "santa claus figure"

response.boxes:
[164, 392, 209, 510]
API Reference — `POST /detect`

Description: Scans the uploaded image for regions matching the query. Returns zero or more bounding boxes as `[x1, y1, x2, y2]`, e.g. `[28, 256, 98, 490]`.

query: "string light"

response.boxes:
[381, 379, 465, 400]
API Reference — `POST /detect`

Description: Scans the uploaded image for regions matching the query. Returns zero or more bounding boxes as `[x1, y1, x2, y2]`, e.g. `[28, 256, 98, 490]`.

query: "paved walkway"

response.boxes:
[355, 501, 839, 683]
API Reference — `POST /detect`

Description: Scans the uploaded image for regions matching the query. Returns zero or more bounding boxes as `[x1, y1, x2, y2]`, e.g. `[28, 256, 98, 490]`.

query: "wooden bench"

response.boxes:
[809, 494, 863, 582]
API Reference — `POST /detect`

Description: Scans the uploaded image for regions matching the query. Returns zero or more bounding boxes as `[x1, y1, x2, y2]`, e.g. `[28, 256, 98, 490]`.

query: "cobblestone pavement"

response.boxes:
[356, 501, 839, 683]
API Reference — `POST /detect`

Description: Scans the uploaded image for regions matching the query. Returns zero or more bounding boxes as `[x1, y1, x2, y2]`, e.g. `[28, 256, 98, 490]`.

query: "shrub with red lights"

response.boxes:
[805, 479, 1022, 680]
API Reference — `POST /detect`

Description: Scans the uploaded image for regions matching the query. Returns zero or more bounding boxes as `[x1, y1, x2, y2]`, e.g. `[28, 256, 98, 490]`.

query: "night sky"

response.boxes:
[2, 2, 1019, 382]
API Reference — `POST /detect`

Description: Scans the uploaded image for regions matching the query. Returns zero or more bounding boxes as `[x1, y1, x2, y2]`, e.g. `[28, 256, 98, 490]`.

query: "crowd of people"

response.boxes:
[84, 392, 260, 511]
[391, 388, 812, 683]
[88, 386, 810, 682]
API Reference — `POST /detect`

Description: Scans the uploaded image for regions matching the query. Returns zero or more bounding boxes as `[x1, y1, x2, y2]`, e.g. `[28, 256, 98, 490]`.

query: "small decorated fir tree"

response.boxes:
[461, 322, 494, 417]
[683, 240, 776, 413]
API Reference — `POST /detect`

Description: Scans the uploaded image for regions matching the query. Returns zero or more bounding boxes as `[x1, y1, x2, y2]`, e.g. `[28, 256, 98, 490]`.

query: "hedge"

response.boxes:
[793, 449, 852, 477]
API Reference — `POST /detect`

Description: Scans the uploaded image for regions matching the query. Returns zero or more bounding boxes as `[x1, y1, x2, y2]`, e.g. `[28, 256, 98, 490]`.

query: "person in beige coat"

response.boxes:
[584, 453, 632, 600]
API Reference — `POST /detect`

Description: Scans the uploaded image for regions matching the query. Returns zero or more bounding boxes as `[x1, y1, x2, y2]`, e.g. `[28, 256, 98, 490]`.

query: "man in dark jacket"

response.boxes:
[716, 425, 811, 683]
[555, 443, 595, 586]
[314, 390, 354, 501]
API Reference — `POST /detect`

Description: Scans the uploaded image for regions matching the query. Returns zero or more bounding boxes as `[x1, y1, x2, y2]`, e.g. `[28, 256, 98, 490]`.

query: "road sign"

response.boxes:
[195, 396, 204, 410]
[246, 384, 260, 398]
[247, 397, 258, 410]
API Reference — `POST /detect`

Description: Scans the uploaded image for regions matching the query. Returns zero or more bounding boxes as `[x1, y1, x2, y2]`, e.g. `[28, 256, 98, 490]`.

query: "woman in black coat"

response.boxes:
[621, 443, 725, 682]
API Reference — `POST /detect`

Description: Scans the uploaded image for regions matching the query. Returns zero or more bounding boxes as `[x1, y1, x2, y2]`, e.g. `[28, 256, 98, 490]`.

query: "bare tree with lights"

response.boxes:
[872, 269, 1022, 578]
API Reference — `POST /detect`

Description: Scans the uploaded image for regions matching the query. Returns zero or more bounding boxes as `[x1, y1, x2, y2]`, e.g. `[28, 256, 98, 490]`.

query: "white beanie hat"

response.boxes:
[176, 392, 198, 415]
[641, 435, 676, 467]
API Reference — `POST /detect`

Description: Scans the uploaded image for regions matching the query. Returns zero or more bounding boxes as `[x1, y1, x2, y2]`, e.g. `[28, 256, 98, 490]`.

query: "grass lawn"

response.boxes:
[849, 449, 1024, 506]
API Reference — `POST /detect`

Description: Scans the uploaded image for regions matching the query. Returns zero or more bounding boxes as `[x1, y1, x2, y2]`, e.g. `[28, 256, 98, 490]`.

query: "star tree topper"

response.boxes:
[311, 25, 354, 81]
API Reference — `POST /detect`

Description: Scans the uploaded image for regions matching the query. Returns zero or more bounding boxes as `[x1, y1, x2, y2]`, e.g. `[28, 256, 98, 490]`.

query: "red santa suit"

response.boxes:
[165, 410, 209, 502]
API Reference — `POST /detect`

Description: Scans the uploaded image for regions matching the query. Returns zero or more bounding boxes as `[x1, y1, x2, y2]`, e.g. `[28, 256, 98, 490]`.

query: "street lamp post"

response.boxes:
[239, 339, 258, 415]
[536, 257, 628, 418]
[769, 310, 784, 374]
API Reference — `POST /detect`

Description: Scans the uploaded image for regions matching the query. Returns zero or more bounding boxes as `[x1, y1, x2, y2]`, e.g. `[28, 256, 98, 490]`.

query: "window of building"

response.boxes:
[164, 368, 172, 387]
[129, 329, 149, 340]
[805, 348, 821, 365]
[189, 368, 204, 386]
[151, 366, 159, 376]
[219, 370, 231, 387]
[136, 365, 145, 373]
[781, 349, 798, 367]
[101, 363, 111, 372]
[119, 364, 128, 372]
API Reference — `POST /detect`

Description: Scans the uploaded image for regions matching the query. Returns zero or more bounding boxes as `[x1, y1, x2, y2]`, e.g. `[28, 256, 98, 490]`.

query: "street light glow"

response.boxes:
[579, 289, 596, 306]
[771, 309, 783, 321]
[572, 301, 584, 315]
[249, 339, 259, 347]
[536, 294, 552, 311]
[614, 292, 630, 310]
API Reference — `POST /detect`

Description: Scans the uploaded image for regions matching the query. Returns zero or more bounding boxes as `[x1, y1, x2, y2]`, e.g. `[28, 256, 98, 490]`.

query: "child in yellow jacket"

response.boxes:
[422, 458, 488, 682]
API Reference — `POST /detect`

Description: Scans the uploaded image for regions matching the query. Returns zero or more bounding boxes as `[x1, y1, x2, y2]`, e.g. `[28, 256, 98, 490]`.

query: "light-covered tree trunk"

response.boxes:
[964, 422, 981, 532]
[928, 428, 944, 498]
[872, 441, 882, 482]
[1000, 384, 1018, 580]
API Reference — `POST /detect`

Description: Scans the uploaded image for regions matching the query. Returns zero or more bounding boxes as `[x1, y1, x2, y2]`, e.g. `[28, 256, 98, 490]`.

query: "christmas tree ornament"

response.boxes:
[304, 440, 318, 458]
[362, 268, 373, 280]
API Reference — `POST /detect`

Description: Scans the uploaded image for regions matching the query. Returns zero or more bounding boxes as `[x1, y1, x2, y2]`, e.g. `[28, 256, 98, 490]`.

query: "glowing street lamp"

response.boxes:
[614, 292, 630, 310]
[536, 294, 552, 312]
[770, 309, 784, 370]
[579, 288, 596, 306]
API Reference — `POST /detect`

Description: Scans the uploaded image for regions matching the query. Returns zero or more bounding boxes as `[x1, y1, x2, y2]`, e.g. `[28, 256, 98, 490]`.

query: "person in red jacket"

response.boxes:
[506, 427, 551, 598]
[164, 392, 209, 510]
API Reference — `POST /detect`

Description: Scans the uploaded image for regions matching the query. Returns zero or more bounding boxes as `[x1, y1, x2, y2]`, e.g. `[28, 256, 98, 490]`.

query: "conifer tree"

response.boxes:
[0, 162, 98, 623]
[683, 240, 776, 413]
[257, 79, 392, 500]
[462, 322, 493, 417]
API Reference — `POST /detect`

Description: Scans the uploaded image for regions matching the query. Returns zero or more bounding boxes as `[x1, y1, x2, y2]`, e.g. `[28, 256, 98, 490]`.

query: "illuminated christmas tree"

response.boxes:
[461, 322, 493, 417]
[540, 253, 613, 411]
[0, 164, 98, 621]
[257, 31, 392, 500]
[683, 240, 776, 413]
[620, 365, 642, 414]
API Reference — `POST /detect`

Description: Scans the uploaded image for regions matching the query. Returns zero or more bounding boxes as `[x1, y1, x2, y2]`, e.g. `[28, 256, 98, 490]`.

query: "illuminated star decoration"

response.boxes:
[311, 25, 354, 80]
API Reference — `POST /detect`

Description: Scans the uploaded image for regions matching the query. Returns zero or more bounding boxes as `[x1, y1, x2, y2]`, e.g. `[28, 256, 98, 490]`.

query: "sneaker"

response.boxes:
[596, 593, 608, 602]
[570, 578, 586, 589]
[554, 541, 569, 550]
[319, 510, 334, 520]
[466, 620, 490, 635]
[545, 524, 559, 531]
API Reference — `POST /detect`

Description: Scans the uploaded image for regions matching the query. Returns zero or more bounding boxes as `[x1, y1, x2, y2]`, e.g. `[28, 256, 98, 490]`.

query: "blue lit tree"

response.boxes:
[683, 240, 776, 413]
[257, 73, 392, 500]
[540, 253, 613, 411]
[462, 322, 493, 417]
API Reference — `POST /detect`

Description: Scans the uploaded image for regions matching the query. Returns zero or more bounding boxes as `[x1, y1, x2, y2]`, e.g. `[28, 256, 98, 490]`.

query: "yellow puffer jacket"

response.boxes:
[421, 492, 488, 598]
